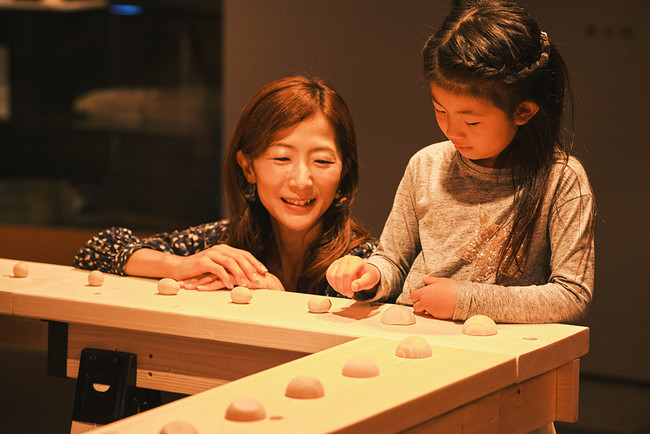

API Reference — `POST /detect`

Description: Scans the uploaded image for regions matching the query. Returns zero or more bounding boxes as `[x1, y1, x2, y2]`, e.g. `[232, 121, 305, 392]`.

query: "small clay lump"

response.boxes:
[231, 286, 253, 304]
[13, 262, 29, 278]
[158, 278, 180, 295]
[88, 270, 104, 287]
[308, 297, 332, 313]
[225, 397, 266, 422]
[285, 375, 325, 399]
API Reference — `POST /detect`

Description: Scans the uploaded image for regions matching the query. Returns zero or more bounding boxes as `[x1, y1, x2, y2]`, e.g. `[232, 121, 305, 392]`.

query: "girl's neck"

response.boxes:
[266, 222, 321, 291]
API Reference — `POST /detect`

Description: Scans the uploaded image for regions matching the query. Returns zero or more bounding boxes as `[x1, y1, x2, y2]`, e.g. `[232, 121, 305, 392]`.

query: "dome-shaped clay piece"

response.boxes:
[231, 286, 252, 304]
[342, 355, 380, 378]
[159, 420, 198, 434]
[308, 297, 332, 313]
[381, 305, 416, 325]
[285, 375, 325, 399]
[462, 314, 498, 336]
[158, 278, 180, 295]
[225, 397, 266, 422]
[395, 336, 433, 359]
[13, 262, 29, 278]
[88, 270, 104, 287]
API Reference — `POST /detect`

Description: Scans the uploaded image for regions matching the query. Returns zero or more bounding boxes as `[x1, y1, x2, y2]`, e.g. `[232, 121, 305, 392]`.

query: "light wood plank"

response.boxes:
[70, 421, 100, 434]
[65, 323, 310, 395]
[88, 337, 516, 433]
[401, 391, 501, 433]
[7, 258, 588, 382]
[1, 258, 588, 432]
[556, 359, 580, 422]
[404, 370, 563, 433]
[499, 370, 556, 433]
[0, 291, 11, 315]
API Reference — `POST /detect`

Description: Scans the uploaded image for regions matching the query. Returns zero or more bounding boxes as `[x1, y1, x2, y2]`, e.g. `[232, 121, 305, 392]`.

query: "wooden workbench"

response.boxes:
[0, 258, 587, 432]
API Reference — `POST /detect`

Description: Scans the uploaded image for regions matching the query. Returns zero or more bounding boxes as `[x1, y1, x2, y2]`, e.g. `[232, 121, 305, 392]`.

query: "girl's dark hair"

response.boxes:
[423, 0, 593, 282]
[224, 74, 371, 293]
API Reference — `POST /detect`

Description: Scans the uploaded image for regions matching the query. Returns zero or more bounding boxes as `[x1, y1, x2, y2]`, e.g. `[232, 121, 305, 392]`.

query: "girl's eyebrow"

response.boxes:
[431, 96, 482, 116]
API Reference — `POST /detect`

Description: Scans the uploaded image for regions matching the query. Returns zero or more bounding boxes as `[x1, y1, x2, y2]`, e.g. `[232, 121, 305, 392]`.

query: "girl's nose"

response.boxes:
[444, 116, 463, 141]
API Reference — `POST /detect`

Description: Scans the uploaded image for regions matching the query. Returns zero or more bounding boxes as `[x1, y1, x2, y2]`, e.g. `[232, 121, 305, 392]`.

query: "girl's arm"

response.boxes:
[365, 160, 423, 302]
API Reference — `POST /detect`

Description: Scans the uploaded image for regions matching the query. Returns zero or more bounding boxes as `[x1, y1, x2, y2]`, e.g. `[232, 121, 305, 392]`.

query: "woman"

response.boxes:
[74, 75, 376, 296]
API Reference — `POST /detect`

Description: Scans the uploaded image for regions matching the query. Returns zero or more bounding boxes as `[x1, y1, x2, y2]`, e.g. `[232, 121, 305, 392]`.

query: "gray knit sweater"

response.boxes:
[367, 141, 595, 324]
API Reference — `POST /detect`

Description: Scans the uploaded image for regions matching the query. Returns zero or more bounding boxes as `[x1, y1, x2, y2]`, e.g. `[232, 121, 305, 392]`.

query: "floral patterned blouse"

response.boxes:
[73, 219, 377, 297]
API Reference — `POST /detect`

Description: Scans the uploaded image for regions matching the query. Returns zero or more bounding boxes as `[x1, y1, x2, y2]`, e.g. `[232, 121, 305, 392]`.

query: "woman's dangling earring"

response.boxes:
[244, 183, 257, 203]
[333, 189, 348, 208]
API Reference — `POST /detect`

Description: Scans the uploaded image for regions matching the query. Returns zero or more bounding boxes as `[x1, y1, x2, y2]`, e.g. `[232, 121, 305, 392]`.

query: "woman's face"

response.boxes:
[238, 112, 343, 237]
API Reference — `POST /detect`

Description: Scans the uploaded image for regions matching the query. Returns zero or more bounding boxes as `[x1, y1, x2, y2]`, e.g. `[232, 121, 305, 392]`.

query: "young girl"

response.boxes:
[327, 0, 595, 323]
[74, 75, 376, 295]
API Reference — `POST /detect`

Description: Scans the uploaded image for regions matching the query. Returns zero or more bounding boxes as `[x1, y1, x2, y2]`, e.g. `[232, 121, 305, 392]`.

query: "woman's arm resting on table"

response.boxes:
[124, 245, 268, 289]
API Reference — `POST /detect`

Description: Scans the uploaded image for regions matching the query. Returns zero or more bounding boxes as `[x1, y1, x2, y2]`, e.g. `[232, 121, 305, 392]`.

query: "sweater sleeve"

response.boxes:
[453, 162, 595, 323]
[366, 159, 422, 302]
[72, 221, 230, 275]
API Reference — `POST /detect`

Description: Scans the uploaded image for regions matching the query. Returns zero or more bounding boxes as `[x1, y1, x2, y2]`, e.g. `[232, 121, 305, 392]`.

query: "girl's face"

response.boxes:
[237, 112, 343, 238]
[430, 83, 531, 168]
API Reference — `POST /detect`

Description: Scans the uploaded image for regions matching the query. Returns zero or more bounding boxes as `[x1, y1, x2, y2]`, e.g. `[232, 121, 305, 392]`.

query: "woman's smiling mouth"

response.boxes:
[282, 197, 315, 207]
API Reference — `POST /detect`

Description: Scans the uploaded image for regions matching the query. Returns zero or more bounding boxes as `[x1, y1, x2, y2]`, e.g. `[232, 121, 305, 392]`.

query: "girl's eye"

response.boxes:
[434, 108, 446, 114]
[272, 157, 290, 162]
[465, 121, 480, 126]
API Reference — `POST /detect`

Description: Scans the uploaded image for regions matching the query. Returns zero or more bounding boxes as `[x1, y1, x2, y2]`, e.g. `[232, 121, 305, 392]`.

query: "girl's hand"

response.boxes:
[326, 255, 380, 298]
[410, 276, 459, 319]
[172, 244, 268, 289]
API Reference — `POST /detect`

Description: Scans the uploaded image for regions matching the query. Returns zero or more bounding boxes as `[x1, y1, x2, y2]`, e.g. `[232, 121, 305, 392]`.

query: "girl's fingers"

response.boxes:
[326, 259, 348, 296]
[352, 271, 376, 292]
[422, 275, 438, 285]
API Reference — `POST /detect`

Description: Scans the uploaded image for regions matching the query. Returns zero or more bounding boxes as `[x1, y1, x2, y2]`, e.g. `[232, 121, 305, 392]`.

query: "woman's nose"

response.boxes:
[289, 162, 313, 188]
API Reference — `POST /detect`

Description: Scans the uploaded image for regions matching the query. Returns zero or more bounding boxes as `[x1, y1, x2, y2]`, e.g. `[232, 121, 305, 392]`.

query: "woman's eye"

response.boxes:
[315, 159, 334, 165]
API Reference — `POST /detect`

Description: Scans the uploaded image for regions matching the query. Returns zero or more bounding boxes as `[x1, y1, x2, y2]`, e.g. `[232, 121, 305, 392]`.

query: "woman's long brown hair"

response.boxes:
[223, 75, 371, 293]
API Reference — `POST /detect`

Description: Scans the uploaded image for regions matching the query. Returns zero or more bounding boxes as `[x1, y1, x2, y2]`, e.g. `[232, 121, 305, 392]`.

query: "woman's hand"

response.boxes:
[170, 244, 268, 289]
[183, 271, 285, 292]
[326, 255, 380, 298]
[410, 276, 459, 319]
[243, 272, 285, 291]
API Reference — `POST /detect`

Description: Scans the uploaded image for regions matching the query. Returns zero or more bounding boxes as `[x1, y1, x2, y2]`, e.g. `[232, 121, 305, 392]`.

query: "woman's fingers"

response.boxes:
[222, 245, 268, 276]
[204, 245, 267, 285]
[196, 279, 227, 291]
